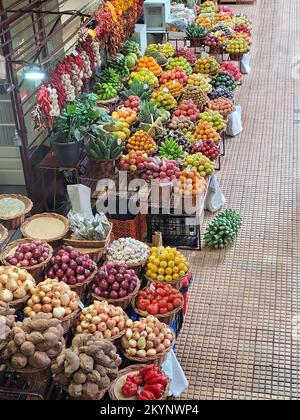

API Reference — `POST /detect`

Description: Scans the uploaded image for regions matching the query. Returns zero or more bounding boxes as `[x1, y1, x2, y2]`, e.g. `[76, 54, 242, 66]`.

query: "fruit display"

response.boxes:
[209, 97, 234, 118]
[121, 364, 168, 400]
[226, 38, 249, 54]
[112, 108, 137, 126]
[220, 61, 242, 81]
[233, 15, 252, 30]
[173, 100, 199, 122]
[150, 89, 177, 111]
[125, 53, 138, 70]
[92, 263, 139, 301]
[211, 72, 236, 91]
[119, 151, 149, 173]
[168, 116, 195, 133]
[52, 334, 121, 399]
[174, 170, 207, 197]
[107, 121, 131, 142]
[166, 57, 192, 75]
[159, 80, 183, 97]
[24, 279, 79, 320]
[135, 56, 163, 77]
[187, 73, 212, 94]
[209, 86, 235, 101]
[185, 23, 209, 40]
[120, 81, 153, 102]
[94, 83, 118, 101]
[1, 313, 65, 370]
[194, 121, 221, 143]
[146, 246, 189, 282]
[106, 238, 150, 267]
[204, 209, 242, 249]
[158, 139, 184, 161]
[46, 246, 97, 285]
[175, 48, 197, 66]
[142, 157, 181, 183]
[4, 240, 51, 268]
[121, 316, 174, 359]
[146, 43, 175, 59]
[126, 130, 156, 154]
[194, 56, 219, 74]
[234, 23, 251, 36]
[159, 67, 188, 86]
[0, 266, 35, 303]
[184, 153, 215, 177]
[135, 283, 183, 316]
[163, 130, 192, 152]
[232, 31, 251, 45]
[98, 67, 121, 89]
[200, 0, 218, 12]
[191, 139, 220, 161]
[181, 85, 209, 110]
[123, 96, 141, 113]
[107, 54, 129, 79]
[76, 300, 127, 338]
[0, 302, 15, 347]
[195, 15, 214, 30]
[86, 130, 125, 161]
[199, 110, 226, 131]
[129, 69, 158, 88]
[204, 33, 223, 49]
[122, 40, 141, 58]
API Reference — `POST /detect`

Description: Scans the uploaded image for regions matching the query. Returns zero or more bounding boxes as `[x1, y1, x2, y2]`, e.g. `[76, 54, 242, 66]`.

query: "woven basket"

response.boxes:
[64, 223, 112, 249]
[69, 267, 98, 301]
[97, 96, 119, 106]
[132, 294, 184, 325]
[108, 364, 170, 400]
[74, 313, 128, 343]
[21, 213, 69, 243]
[8, 294, 30, 312]
[229, 52, 245, 61]
[145, 273, 189, 291]
[121, 333, 175, 366]
[91, 279, 141, 310]
[61, 308, 81, 335]
[0, 194, 33, 229]
[0, 224, 8, 245]
[1, 239, 53, 282]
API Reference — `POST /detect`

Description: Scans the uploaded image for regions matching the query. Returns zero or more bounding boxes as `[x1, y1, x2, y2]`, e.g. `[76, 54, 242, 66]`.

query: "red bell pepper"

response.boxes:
[122, 381, 138, 397]
[127, 374, 143, 386]
[143, 384, 164, 399]
[138, 389, 156, 400]
[145, 373, 168, 387]
[139, 364, 158, 378]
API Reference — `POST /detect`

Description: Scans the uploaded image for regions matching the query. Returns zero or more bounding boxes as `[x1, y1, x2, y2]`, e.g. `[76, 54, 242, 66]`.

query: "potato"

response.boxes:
[27, 332, 44, 345]
[64, 350, 80, 377]
[79, 353, 94, 373]
[43, 332, 59, 348]
[54, 373, 70, 387]
[28, 351, 51, 369]
[46, 342, 63, 359]
[11, 352, 27, 369]
[29, 319, 49, 332]
[35, 342, 50, 352]
[7, 340, 18, 356]
[68, 383, 82, 398]
[20, 341, 35, 357]
[14, 332, 26, 346]
[73, 370, 87, 385]
[82, 382, 98, 399]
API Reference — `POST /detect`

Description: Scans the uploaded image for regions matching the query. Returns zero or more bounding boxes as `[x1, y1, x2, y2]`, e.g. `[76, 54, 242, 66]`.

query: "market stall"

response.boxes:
[0, 0, 250, 401]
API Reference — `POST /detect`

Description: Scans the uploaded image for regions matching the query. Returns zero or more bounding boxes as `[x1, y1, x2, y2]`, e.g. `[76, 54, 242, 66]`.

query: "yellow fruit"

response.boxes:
[179, 270, 186, 278]
[172, 273, 179, 281]
[165, 267, 173, 276]
[167, 253, 175, 261]
[158, 268, 165, 276]
[172, 266, 179, 274]
[178, 263, 186, 271]
[149, 256, 156, 264]
[168, 260, 175, 268]
[157, 275, 165, 282]
[174, 257, 182, 266]
[151, 265, 158, 274]
[160, 261, 168, 268]
[165, 275, 173, 282]
[159, 253, 167, 261]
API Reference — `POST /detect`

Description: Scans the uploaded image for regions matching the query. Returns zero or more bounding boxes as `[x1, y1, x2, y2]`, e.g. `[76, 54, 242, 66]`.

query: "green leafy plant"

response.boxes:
[119, 80, 153, 101]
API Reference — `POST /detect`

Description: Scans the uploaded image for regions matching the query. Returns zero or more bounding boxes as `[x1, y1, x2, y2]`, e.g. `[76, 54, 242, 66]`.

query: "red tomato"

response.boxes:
[147, 304, 159, 315]
[159, 307, 168, 315]
[138, 291, 147, 299]
[173, 298, 182, 308]
[167, 294, 177, 303]
[146, 293, 155, 301]
[136, 299, 148, 311]
[158, 299, 168, 308]
[167, 302, 174, 312]
[157, 288, 167, 297]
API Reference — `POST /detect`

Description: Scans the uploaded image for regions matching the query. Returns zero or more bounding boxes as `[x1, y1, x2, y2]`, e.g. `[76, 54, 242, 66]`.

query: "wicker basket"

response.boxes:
[91, 279, 141, 310]
[108, 365, 170, 400]
[0, 224, 8, 245]
[132, 294, 184, 325]
[229, 52, 245, 61]
[121, 334, 175, 366]
[1, 239, 53, 282]
[74, 313, 128, 343]
[60, 308, 81, 335]
[145, 273, 189, 291]
[64, 223, 113, 249]
[20, 213, 69, 243]
[8, 294, 30, 312]
[97, 96, 119, 106]
[0, 194, 33, 229]
[69, 268, 98, 301]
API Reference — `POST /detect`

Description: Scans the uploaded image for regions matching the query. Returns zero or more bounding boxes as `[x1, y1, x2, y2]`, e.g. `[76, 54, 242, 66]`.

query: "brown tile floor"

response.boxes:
[176, 0, 300, 400]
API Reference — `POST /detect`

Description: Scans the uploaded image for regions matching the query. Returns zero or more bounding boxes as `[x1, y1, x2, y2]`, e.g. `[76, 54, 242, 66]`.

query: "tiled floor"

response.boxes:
[176, 0, 300, 400]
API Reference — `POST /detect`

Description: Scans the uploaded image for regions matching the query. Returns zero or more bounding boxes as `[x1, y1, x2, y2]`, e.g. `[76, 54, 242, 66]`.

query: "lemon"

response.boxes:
[151, 265, 158, 274]
[165, 267, 173, 275]
[179, 270, 186, 277]
[167, 253, 175, 261]
[148, 256, 156, 263]
[157, 275, 165, 282]
[172, 273, 179, 281]
[165, 275, 173, 282]
[151, 273, 158, 280]
[146, 270, 152, 277]
[154, 258, 161, 267]
[178, 263, 186, 271]
[158, 268, 165, 276]
[172, 266, 179, 273]
[159, 253, 167, 261]
[160, 261, 168, 268]
[168, 260, 175, 268]
[174, 257, 182, 265]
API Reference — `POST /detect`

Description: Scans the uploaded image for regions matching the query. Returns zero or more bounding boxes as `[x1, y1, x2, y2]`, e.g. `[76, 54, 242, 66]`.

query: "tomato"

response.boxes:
[157, 288, 167, 297]
[138, 290, 147, 299]
[173, 298, 182, 308]
[158, 299, 168, 308]
[167, 302, 174, 312]
[167, 294, 177, 303]
[136, 299, 148, 311]
[147, 304, 159, 315]
[159, 307, 168, 315]
[154, 295, 163, 302]
[146, 293, 155, 301]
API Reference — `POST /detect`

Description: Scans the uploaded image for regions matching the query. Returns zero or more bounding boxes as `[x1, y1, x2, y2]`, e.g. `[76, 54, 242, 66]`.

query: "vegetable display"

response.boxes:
[86, 130, 124, 161]
[106, 238, 149, 267]
[135, 283, 183, 316]
[146, 246, 189, 282]
[0, 302, 15, 348]
[4, 240, 51, 268]
[204, 209, 242, 249]
[52, 334, 122, 399]
[0, 266, 35, 303]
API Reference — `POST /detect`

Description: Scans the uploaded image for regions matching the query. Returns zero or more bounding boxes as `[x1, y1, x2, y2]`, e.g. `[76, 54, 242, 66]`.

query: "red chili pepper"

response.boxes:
[127, 374, 144, 386]
[138, 389, 156, 400]
[143, 384, 165, 399]
[122, 381, 138, 398]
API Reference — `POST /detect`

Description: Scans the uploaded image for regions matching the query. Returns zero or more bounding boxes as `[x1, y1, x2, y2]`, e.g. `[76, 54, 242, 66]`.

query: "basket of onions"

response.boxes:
[23, 278, 80, 334]
[46, 246, 97, 301]
[0, 266, 35, 311]
[91, 262, 140, 310]
[75, 300, 128, 342]
[121, 316, 175, 366]
[105, 238, 150, 274]
[1, 239, 53, 282]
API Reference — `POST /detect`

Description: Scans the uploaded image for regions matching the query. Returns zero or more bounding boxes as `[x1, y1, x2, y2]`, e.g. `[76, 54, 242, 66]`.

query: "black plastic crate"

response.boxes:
[147, 213, 202, 249]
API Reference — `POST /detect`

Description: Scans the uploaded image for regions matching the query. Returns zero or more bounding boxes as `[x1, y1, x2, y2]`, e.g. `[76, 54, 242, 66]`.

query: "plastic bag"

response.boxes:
[204, 176, 226, 213]
[167, 5, 196, 32]
[68, 211, 111, 240]
[162, 350, 189, 397]
[241, 53, 251, 74]
[226, 105, 243, 137]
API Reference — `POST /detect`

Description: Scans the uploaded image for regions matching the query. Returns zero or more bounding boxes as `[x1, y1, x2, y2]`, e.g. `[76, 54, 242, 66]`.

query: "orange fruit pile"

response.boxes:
[160, 80, 183, 97]
[126, 130, 156, 154]
[194, 121, 221, 143]
[136, 56, 162, 76]
[208, 98, 234, 118]
[174, 170, 207, 196]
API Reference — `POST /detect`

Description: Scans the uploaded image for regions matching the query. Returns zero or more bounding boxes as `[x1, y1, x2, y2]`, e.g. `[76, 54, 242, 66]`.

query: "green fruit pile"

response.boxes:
[194, 56, 219, 74]
[211, 72, 236, 91]
[86, 130, 124, 160]
[122, 40, 141, 57]
[158, 139, 185, 160]
[107, 54, 130, 79]
[204, 209, 242, 249]
[199, 110, 226, 131]
[94, 83, 117, 101]
[99, 67, 121, 89]
[185, 23, 209, 40]
[184, 153, 215, 177]
[166, 57, 192, 74]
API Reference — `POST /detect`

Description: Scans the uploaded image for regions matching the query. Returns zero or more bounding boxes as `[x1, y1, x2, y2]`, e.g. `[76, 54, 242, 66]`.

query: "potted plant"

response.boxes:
[51, 94, 111, 167]
[185, 23, 209, 48]
[85, 126, 125, 177]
